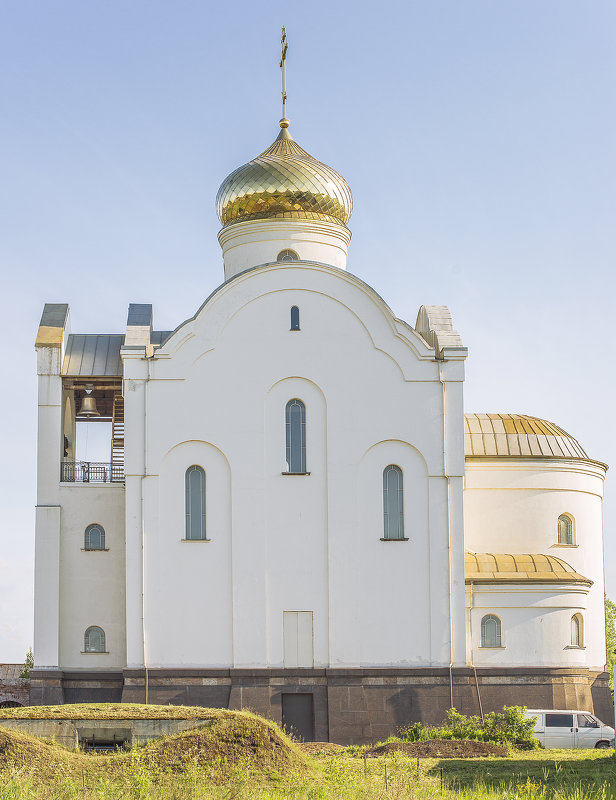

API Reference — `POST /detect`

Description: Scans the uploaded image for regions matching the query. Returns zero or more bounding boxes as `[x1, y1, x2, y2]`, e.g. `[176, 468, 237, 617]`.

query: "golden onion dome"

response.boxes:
[216, 121, 353, 228]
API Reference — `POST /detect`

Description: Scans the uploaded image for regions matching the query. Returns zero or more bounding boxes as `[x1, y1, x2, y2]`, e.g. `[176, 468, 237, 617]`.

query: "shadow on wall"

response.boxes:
[592, 674, 614, 726]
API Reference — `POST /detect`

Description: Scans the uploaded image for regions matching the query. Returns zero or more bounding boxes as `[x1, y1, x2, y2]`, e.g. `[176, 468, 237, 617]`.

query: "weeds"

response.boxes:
[397, 705, 540, 749]
[0, 705, 614, 799]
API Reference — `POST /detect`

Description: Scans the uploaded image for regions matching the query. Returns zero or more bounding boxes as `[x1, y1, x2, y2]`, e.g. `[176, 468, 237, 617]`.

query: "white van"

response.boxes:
[525, 709, 614, 749]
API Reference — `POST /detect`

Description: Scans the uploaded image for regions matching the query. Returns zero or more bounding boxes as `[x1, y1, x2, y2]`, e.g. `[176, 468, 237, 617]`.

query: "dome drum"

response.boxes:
[218, 218, 352, 279]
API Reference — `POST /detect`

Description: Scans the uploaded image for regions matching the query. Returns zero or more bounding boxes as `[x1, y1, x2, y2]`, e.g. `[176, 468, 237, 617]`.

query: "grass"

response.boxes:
[0, 705, 615, 798]
[432, 748, 616, 796]
[0, 703, 226, 720]
[2, 747, 616, 799]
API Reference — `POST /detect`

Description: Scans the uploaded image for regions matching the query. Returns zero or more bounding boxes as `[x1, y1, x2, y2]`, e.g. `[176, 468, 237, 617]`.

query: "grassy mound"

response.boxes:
[137, 714, 306, 779]
[0, 709, 307, 786]
[369, 739, 509, 758]
[0, 727, 94, 780]
[0, 702, 230, 720]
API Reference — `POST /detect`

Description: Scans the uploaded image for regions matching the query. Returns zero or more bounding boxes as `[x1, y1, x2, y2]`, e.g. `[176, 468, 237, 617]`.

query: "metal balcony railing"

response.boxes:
[61, 461, 124, 483]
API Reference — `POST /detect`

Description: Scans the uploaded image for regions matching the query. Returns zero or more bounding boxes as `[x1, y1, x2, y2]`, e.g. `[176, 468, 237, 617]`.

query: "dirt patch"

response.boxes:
[368, 739, 508, 758]
[298, 742, 346, 755]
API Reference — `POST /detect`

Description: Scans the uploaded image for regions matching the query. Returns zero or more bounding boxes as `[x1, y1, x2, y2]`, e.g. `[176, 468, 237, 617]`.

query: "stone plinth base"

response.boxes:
[30, 669, 123, 706]
[29, 667, 612, 745]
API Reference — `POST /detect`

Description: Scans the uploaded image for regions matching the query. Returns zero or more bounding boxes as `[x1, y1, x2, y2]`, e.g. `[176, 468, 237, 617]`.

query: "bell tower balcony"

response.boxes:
[61, 374, 124, 484]
[60, 379, 124, 483]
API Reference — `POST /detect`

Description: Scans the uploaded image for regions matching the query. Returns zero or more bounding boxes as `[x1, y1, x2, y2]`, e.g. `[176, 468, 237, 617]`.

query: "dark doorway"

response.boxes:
[282, 693, 314, 742]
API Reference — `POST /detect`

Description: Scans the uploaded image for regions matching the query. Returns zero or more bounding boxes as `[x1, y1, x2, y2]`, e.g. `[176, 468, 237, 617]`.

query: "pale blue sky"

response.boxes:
[1, 1, 614, 661]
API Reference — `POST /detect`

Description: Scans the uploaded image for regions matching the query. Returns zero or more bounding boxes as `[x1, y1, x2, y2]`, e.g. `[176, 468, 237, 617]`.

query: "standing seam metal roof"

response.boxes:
[464, 413, 589, 460]
[465, 552, 592, 585]
[62, 332, 171, 376]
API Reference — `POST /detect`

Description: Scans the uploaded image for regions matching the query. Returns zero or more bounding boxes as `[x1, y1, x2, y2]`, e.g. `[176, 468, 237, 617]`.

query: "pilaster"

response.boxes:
[121, 307, 151, 667]
[34, 303, 70, 670]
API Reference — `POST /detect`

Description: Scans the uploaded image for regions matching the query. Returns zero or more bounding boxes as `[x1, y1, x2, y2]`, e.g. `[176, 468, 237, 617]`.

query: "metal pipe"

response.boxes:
[468, 581, 484, 721]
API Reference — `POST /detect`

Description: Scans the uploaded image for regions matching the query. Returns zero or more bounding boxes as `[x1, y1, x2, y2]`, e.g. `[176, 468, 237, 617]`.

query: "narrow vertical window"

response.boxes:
[382, 465, 404, 539]
[480, 614, 502, 647]
[84, 626, 106, 653]
[558, 514, 574, 545]
[84, 524, 105, 550]
[290, 306, 300, 331]
[571, 614, 584, 647]
[285, 400, 306, 473]
[185, 465, 206, 540]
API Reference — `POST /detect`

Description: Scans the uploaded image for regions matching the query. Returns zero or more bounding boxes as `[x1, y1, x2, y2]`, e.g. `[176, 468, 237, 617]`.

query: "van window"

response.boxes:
[545, 713, 573, 727]
[577, 714, 598, 728]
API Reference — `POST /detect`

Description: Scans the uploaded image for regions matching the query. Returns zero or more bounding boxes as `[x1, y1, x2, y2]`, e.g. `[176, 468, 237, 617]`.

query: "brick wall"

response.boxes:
[0, 664, 30, 706]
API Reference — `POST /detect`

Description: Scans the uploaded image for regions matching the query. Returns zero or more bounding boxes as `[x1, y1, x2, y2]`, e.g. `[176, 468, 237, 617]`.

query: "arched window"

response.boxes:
[558, 514, 574, 545]
[571, 614, 584, 647]
[185, 466, 206, 540]
[84, 626, 106, 653]
[277, 248, 299, 262]
[481, 614, 502, 648]
[290, 306, 300, 331]
[84, 524, 105, 550]
[383, 465, 404, 539]
[285, 400, 306, 473]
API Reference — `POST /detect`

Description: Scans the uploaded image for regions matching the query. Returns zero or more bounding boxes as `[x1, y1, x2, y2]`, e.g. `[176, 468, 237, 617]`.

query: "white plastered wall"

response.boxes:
[467, 584, 591, 667]
[58, 485, 126, 668]
[132, 262, 466, 669]
[34, 346, 63, 669]
[144, 441, 232, 667]
[464, 459, 607, 671]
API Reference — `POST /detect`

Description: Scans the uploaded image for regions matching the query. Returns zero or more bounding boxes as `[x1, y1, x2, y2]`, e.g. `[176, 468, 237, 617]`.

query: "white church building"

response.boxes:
[32, 112, 610, 743]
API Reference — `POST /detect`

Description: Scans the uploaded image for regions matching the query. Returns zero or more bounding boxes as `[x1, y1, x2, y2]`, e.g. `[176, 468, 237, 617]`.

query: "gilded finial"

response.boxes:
[280, 27, 289, 127]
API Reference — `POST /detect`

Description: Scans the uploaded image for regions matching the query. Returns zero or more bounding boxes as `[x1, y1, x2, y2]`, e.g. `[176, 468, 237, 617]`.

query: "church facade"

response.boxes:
[32, 117, 610, 743]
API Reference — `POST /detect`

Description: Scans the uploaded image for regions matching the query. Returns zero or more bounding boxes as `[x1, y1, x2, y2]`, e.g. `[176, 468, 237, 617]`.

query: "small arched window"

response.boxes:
[558, 514, 574, 545]
[571, 614, 584, 647]
[285, 399, 306, 473]
[290, 306, 300, 331]
[383, 465, 404, 539]
[277, 248, 299, 262]
[185, 466, 206, 540]
[84, 626, 106, 653]
[84, 524, 105, 550]
[481, 614, 502, 648]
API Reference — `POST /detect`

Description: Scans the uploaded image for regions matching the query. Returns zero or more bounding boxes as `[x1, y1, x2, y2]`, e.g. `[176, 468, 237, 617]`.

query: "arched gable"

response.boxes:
[151, 263, 460, 380]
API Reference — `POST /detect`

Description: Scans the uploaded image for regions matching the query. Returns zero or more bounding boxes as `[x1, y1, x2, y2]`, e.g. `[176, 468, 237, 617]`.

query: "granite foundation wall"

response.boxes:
[29, 667, 612, 745]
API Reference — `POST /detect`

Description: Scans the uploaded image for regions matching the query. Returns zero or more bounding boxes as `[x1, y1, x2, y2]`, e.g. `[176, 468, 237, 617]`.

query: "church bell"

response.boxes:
[78, 386, 100, 417]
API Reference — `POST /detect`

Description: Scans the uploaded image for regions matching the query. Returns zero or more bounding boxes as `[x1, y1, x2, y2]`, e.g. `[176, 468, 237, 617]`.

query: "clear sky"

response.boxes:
[1, 1, 614, 662]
